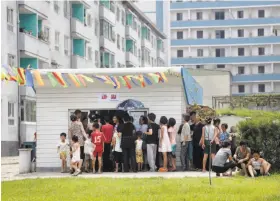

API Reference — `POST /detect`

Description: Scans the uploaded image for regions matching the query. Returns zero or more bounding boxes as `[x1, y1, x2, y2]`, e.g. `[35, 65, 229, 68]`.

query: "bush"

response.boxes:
[217, 108, 280, 119]
[238, 118, 280, 171]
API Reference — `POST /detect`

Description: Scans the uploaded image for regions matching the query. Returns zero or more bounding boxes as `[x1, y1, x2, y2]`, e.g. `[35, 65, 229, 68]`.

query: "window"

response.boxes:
[215, 30, 225, 39]
[238, 48, 245, 56]
[20, 99, 36, 122]
[238, 66, 245, 74]
[177, 50, 183, 58]
[43, 26, 50, 42]
[117, 62, 121, 68]
[215, 11, 225, 20]
[7, 8, 14, 32]
[87, 47, 92, 60]
[177, 31, 183, 39]
[64, 1, 68, 18]
[258, 47, 265, 55]
[64, 36, 69, 55]
[117, 7, 120, 21]
[122, 37, 125, 51]
[237, 11, 244, 19]
[196, 65, 204, 69]
[238, 85, 245, 93]
[54, 0, 59, 13]
[258, 10, 265, 18]
[258, 28, 264, 37]
[100, 20, 114, 41]
[55, 31, 60, 51]
[196, 12, 202, 20]
[95, 51, 99, 67]
[86, 14, 92, 27]
[197, 30, 203, 39]
[117, 34, 120, 49]
[95, 18, 98, 36]
[258, 84, 265, 92]
[121, 11, 125, 25]
[8, 102, 15, 125]
[176, 13, 183, 21]
[8, 54, 15, 67]
[215, 48, 225, 57]
[238, 29, 244, 37]
[197, 49, 203, 57]
[258, 65, 265, 73]
[138, 25, 141, 38]
[217, 64, 225, 69]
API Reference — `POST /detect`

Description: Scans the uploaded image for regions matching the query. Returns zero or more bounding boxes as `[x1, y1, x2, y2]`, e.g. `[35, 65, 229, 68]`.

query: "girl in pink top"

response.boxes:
[168, 118, 177, 171]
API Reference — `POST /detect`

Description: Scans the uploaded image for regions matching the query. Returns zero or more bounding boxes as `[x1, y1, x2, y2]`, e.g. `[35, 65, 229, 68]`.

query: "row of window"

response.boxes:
[176, 47, 267, 58]
[237, 66, 265, 75]
[176, 28, 270, 40]
[176, 9, 266, 21]
[238, 84, 266, 93]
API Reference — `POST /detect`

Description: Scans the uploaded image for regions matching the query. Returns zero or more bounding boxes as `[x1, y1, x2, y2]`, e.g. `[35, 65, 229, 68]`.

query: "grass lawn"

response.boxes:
[2, 175, 280, 201]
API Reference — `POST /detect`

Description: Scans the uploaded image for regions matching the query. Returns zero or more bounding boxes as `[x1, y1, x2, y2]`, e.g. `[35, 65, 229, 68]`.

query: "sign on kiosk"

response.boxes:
[98, 93, 119, 102]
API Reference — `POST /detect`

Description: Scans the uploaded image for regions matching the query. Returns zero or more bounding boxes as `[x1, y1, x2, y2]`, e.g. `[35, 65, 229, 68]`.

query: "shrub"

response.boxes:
[238, 118, 280, 171]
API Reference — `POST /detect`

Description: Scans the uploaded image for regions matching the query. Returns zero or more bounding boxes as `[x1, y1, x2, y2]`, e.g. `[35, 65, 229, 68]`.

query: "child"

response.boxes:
[247, 151, 271, 178]
[91, 123, 106, 174]
[168, 118, 177, 172]
[135, 131, 143, 171]
[84, 132, 95, 173]
[112, 127, 123, 173]
[70, 135, 81, 176]
[57, 133, 69, 173]
[158, 116, 172, 172]
[220, 123, 230, 144]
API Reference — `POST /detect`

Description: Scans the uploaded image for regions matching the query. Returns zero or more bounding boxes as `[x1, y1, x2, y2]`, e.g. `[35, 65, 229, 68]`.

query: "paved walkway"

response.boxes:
[1, 157, 217, 182]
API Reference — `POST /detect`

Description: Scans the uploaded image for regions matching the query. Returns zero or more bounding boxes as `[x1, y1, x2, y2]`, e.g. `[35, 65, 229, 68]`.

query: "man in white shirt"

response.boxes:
[180, 115, 191, 171]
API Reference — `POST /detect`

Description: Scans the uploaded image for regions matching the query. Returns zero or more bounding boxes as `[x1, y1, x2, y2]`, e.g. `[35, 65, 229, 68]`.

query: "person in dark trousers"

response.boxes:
[120, 115, 137, 172]
[101, 116, 114, 172]
[190, 111, 204, 170]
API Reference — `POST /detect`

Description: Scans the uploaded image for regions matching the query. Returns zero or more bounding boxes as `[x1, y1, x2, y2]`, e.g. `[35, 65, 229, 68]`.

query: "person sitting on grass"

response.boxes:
[233, 141, 251, 177]
[212, 141, 236, 177]
[70, 135, 81, 176]
[57, 132, 69, 173]
[247, 151, 271, 178]
[91, 123, 106, 174]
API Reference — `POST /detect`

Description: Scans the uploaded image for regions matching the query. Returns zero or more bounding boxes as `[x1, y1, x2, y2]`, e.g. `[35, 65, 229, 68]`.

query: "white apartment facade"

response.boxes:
[170, 0, 280, 95]
[1, 0, 166, 156]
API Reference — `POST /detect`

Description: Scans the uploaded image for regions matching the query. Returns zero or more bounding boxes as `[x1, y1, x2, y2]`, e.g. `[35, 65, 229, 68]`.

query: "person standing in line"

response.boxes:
[213, 118, 221, 153]
[180, 115, 191, 171]
[101, 116, 114, 172]
[158, 116, 172, 172]
[190, 112, 204, 170]
[68, 114, 87, 173]
[135, 131, 144, 171]
[146, 113, 160, 172]
[91, 123, 106, 174]
[111, 123, 123, 173]
[74, 110, 82, 121]
[168, 118, 177, 171]
[219, 123, 230, 144]
[138, 116, 149, 171]
[200, 117, 218, 172]
[120, 115, 137, 172]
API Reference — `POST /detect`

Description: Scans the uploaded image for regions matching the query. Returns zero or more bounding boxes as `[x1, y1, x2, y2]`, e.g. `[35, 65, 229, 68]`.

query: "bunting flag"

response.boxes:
[17, 68, 26, 85]
[156, 72, 164, 83]
[25, 69, 34, 87]
[138, 75, 146, 88]
[77, 74, 86, 87]
[148, 73, 159, 83]
[33, 70, 44, 86]
[114, 76, 121, 89]
[109, 76, 118, 89]
[61, 73, 71, 87]
[143, 75, 152, 85]
[160, 72, 168, 82]
[123, 76, 132, 89]
[81, 75, 94, 83]
[68, 74, 80, 87]
[118, 76, 127, 87]
[52, 72, 67, 87]
[47, 72, 58, 87]
[93, 75, 109, 84]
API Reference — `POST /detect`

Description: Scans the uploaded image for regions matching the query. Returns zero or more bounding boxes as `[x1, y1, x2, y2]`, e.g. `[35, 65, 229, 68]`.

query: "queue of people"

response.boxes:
[56, 109, 271, 177]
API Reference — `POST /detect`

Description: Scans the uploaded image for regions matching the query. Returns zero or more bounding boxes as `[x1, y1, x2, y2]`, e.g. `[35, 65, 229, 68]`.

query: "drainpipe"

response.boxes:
[16, 1, 21, 147]
[70, 3, 73, 69]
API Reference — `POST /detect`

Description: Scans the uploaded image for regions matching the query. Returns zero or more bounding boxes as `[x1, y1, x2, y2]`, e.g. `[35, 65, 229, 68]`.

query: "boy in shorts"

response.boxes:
[91, 123, 106, 174]
[57, 133, 69, 173]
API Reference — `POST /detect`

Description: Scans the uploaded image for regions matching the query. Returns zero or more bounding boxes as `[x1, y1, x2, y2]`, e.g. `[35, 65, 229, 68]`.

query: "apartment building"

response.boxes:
[1, 0, 166, 156]
[170, 0, 280, 95]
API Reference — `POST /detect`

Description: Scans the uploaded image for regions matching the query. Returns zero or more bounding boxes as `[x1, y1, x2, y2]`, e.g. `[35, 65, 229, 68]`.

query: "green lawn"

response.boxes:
[2, 175, 280, 201]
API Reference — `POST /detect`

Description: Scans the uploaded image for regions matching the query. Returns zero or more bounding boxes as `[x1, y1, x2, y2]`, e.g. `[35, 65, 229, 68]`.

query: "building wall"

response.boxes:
[35, 76, 186, 169]
[170, 1, 280, 95]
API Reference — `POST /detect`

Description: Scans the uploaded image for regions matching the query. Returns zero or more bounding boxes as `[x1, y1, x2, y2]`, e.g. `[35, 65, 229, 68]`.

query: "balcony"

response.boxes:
[71, 18, 91, 41]
[71, 55, 94, 69]
[141, 39, 152, 51]
[99, 5, 115, 25]
[126, 52, 138, 66]
[18, 32, 49, 61]
[126, 26, 138, 40]
[157, 50, 165, 61]
[18, 0, 49, 19]
[100, 36, 116, 51]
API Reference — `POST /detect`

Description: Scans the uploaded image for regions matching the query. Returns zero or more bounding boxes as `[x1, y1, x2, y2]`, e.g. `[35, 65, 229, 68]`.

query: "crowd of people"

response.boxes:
[56, 110, 271, 177]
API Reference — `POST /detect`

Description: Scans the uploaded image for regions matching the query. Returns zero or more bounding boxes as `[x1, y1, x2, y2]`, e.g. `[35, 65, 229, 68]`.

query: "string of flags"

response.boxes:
[1, 65, 175, 89]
